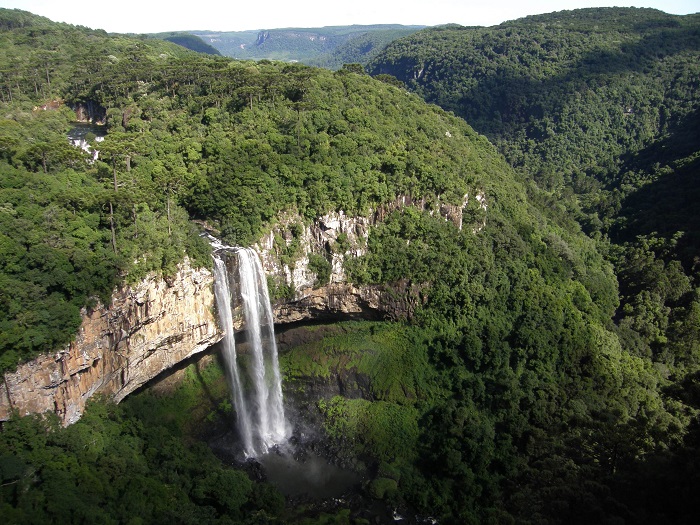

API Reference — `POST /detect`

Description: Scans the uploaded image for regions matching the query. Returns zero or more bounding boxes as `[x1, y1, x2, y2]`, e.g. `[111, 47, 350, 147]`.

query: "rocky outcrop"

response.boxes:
[257, 210, 370, 297]
[258, 199, 482, 322]
[272, 280, 426, 325]
[71, 100, 107, 125]
[0, 260, 221, 425]
[1, 194, 484, 425]
[257, 210, 417, 323]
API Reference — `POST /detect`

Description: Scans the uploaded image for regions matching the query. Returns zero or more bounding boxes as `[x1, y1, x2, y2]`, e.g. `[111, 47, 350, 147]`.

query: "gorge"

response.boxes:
[1, 7, 699, 523]
[0, 198, 469, 426]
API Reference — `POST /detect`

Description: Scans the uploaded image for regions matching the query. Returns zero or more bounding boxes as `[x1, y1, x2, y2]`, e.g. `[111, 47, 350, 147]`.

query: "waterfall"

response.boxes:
[213, 255, 255, 456]
[212, 246, 289, 458]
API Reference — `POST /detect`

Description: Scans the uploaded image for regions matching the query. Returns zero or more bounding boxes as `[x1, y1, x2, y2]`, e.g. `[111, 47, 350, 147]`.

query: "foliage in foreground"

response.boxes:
[0, 360, 283, 524]
[282, 205, 692, 522]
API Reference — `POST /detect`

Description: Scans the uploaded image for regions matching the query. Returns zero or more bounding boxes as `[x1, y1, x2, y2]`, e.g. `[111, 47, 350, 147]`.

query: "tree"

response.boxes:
[340, 63, 366, 75]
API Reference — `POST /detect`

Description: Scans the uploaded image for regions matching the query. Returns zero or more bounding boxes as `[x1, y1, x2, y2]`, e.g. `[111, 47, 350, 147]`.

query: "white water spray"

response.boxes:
[212, 246, 289, 458]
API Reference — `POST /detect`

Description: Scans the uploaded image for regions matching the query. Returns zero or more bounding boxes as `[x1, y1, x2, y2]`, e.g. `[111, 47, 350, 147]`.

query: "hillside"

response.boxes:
[192, 24, 424, 67]
[369, 6, 700, 368]
[0, 7, 698, 524]
[0, 9, 210, 371]
[152, 32, 221, 55]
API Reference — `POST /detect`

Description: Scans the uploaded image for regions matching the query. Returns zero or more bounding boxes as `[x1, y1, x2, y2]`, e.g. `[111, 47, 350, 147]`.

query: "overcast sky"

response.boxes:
[0, 0, 697, 33]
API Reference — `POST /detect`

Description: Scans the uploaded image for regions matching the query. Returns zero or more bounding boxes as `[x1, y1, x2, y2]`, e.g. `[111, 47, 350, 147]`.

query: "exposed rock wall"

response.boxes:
[71, 100, 107, 125]
[0, 195, 483, 424]
[257, 192, 486, 302]
[257, 210, 416, 323]
[256, 210, 371, 297]
[0, 260, 221, 425]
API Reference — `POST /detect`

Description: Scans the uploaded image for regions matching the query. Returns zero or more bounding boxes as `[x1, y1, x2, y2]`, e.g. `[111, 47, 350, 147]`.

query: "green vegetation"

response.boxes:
[363, 6, 700, 522]
[368, 8, 700, 356]
[368, 5, 700, 365]
[150, 33, 221, 55]
[0, 359, 285, 524]
[0, 9, 460, 370]
[281, 322, 437, 405]
[1, 6, 700, 524]
[0, 11, 211, 370]
[281, 197, 685, 521]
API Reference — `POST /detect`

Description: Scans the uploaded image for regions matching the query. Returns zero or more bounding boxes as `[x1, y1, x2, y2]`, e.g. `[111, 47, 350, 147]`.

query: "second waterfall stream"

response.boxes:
[212, 246, 289, 458]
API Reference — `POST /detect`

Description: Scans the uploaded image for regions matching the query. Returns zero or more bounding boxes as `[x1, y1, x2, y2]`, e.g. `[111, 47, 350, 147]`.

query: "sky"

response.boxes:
[0, 0, 698, 33]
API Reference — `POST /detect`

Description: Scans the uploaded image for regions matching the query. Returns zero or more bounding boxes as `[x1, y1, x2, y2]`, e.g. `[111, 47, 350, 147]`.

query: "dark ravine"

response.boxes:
[204, 329, 423, 525]
[71, 100, 107, 125]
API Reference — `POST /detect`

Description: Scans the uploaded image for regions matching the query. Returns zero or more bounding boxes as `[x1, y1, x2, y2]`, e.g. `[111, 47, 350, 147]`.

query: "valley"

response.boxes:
[1, 6, 699, 524]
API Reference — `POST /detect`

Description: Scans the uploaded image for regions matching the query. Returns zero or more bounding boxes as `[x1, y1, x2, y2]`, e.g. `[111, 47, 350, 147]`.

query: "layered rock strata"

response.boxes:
[0, 198, 480, 424]
[0, 261, 220, 425]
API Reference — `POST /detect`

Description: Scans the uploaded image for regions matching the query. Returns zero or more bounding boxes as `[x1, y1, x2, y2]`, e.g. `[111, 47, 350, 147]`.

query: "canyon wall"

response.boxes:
[0, 260, 220, 425]
[0, 197, 482, 424]
[261, 210, 424, 323]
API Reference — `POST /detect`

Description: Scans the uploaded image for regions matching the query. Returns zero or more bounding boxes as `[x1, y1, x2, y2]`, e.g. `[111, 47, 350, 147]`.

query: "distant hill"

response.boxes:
[369, 6, 700, 368]
[192, 24, 424, 68]
[153, 32, 221, 55]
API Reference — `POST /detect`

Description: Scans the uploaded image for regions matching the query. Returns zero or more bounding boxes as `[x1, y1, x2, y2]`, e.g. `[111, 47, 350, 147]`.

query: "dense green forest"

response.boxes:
[1, 7, 699, 524]
[368, 8, 700, 386]
[0, 361, 290, 524]
[364, 9, 700, 521]
[368, 7, 700, 368]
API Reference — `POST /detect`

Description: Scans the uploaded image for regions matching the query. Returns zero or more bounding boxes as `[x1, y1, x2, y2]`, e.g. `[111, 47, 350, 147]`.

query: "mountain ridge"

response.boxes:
[189, 24, 425, 67]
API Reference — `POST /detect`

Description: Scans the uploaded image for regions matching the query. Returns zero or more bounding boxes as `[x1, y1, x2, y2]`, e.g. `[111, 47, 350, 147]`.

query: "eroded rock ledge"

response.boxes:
[274, 280, 422, 324]
[0, 201, 471, 425]
[0, 260, 220, 425]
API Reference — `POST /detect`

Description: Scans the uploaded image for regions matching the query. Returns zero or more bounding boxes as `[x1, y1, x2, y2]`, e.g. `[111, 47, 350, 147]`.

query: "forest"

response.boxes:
[368, 7, 700, 372]
[1, 6, 699, 524]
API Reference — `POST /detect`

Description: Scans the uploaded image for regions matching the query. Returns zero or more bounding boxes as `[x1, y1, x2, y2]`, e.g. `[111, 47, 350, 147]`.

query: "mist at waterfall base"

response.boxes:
[211, 244, 361, 500]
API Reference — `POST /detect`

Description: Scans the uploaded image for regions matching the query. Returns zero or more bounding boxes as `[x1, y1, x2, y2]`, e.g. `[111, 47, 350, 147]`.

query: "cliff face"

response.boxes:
[72, 100, 107, 125]
[0, 260, 220, 425]
[258, 210, 426, 323]
[260, 199, 487, 322]
[1, 198, 482, 424]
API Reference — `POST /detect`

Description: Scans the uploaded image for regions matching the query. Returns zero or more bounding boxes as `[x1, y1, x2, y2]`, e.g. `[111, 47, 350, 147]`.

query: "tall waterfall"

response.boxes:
[213, 247, 288, 458]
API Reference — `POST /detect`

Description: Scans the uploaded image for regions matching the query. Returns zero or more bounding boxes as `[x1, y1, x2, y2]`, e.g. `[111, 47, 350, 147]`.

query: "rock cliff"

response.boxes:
[1, 196, 483, 424]
[0, 260, 220, 425]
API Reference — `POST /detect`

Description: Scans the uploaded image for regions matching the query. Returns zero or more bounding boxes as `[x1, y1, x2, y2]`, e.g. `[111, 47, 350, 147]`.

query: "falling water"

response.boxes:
[213, 255, 255, 456]
[212, 246, 288, 458]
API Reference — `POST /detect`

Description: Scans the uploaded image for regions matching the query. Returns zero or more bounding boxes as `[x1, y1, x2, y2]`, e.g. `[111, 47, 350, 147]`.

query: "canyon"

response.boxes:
[0, 211, 415, 424]
[0, 190, 482, 424]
